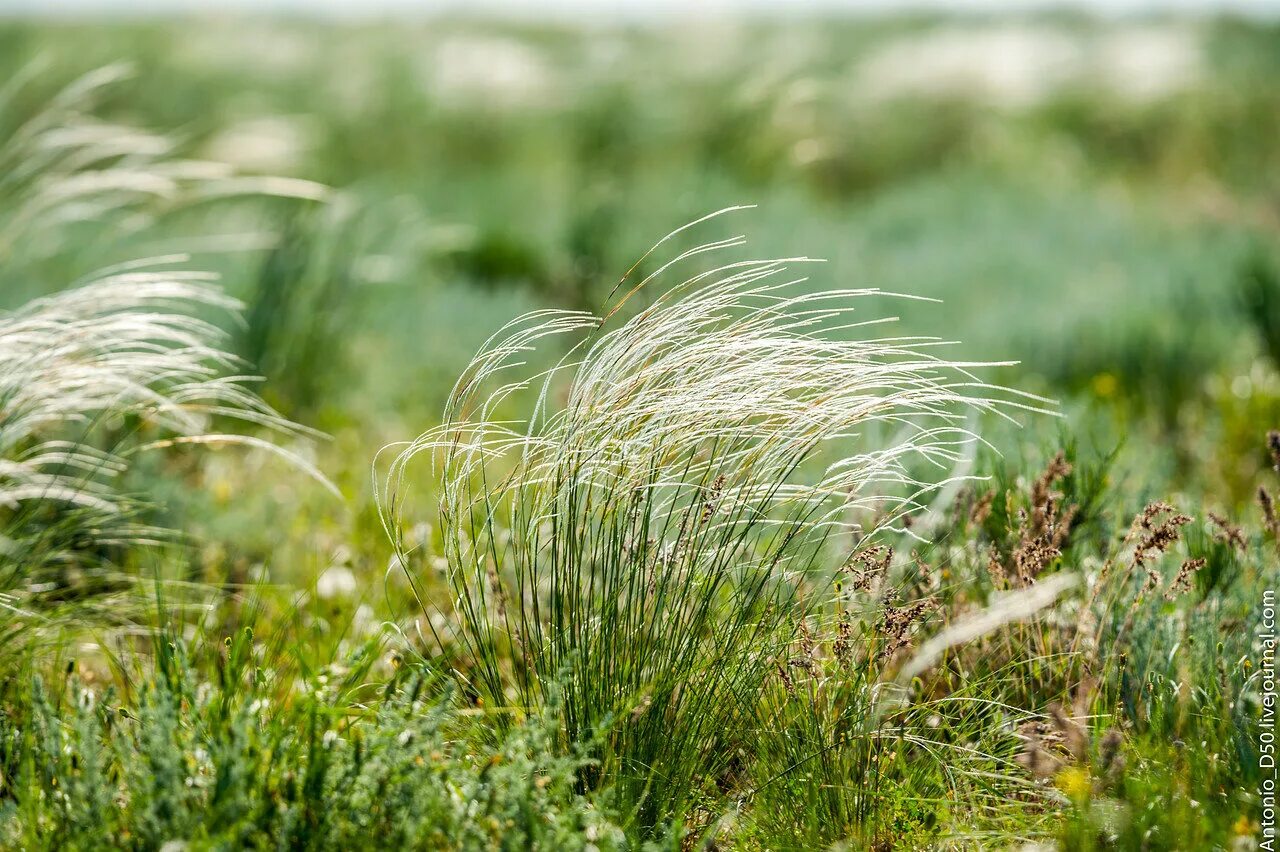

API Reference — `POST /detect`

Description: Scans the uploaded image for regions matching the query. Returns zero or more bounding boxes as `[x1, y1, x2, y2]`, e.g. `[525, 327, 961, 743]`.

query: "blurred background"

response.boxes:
[1, 1, 1277, 616]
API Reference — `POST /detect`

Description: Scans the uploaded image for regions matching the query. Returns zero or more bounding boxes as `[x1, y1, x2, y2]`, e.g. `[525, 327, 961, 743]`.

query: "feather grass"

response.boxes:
[0, 65, 335, 652]
[0, 63, 326, 266]
[379, 209, 1049, 830]
[0, 269, 336, 606]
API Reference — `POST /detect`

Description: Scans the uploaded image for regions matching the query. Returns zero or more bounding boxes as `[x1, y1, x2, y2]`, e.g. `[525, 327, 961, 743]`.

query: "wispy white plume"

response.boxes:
[378, 209, 1049, 812]
[0, 62, 327, 264]
[0, 64, 335, 596]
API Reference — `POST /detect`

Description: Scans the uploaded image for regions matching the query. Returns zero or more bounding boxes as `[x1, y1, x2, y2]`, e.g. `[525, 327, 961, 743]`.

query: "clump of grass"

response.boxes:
[743, 568, 1056, 848]
[0, 271, 336, 644]
[380, 209, 1044, 830]
[1238, 248, 1280, 370]
[0, 64, 335, 652]
[240, 202, 365, 419]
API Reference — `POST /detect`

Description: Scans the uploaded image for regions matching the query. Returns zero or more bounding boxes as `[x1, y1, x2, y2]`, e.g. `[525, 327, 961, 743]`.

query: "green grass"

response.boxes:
[1, 11, 1279, 851]
[0, 612, 638, 851]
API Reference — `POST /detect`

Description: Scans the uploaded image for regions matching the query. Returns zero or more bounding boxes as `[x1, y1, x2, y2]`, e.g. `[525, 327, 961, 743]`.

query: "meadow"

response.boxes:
[0, 11, 1278, 850]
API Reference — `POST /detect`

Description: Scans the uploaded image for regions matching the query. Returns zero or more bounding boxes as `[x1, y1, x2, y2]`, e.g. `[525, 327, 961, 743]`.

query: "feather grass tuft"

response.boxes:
[0, 65, 336, 649]
[380, 209, 1048, 828]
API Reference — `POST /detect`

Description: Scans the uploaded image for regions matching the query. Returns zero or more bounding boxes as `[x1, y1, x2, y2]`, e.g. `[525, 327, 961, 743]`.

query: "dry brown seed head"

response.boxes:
[700, 474, 726, 523]
[1166, 557, 1207, 600]
[799, 619, 815, 659]
[1099, 728, 1124, 778]
[1051, 504, 1080, 550]
[970, 489, 995, 526]
[1208, 512, 1246, 551]
[1132, 503, 1192, 567]
[986, 549, 1007, 589]
[878, 597, 940, 659]
[848, 545, 892, 592]
[833, 612, 854, 667]
[1049, 703, 1088, 762]
[1012, 537, 1061, 586]
[1015, 721, 1064, 780]
[775, 661, 795, 696]
[1029, 451, 1073, 536]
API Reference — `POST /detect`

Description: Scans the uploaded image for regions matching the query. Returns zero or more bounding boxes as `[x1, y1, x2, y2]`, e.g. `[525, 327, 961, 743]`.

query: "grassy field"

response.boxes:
[0, 12, 1278, 850]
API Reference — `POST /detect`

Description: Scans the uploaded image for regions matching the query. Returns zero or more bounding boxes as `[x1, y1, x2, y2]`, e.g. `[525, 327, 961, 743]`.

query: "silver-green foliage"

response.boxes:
[1, 652, 628, 851]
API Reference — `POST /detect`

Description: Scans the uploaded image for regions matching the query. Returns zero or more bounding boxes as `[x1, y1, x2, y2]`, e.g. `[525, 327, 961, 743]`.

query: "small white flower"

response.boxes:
[352, 604, 378, 637]
[316, 565, 358, 599]
[409, 522, 432, 547]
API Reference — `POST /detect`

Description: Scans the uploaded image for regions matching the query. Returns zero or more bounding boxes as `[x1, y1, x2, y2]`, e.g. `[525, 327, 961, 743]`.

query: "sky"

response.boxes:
[7, 0, 1280, 17]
